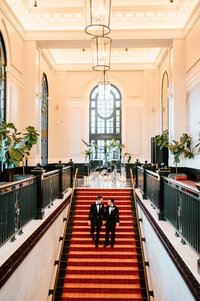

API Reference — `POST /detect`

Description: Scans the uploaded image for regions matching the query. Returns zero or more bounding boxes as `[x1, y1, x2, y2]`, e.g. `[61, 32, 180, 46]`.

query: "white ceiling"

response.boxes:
[2, 0, 200, 68]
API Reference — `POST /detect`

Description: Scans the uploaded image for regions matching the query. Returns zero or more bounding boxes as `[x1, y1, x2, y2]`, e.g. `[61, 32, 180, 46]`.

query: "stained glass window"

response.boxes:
[90, 84, 121, 159]
[41, 73, 48, 166]
[0, 33, 7, 123]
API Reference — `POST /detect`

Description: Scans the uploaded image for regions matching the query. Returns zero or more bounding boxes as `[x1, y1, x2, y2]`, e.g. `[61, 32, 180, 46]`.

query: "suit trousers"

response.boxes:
[105, 222, 116, 244]
[91, 218, 102, 244]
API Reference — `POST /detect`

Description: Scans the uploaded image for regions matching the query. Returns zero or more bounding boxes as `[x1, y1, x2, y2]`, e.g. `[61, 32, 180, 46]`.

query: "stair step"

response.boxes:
[53, 188, 147, 301]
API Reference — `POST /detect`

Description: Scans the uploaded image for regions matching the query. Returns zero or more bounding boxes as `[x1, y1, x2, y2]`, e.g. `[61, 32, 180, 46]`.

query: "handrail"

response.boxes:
[52, 168, 78, 301]
[163, 176, 200, 196]
[0, 176, 36, 190]
[137, 165, 144, 171]
[43, 169, 60, 178]
[130, 169, 152, 301]
[145, 169, 159, 178]
[63, 166, 71, 171]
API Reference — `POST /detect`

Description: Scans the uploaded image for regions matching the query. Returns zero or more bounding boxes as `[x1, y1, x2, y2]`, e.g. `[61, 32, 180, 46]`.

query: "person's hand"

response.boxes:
[103, 221, 106, 225]
[116, 223, 119, 227]
[88, 221, 91, 226]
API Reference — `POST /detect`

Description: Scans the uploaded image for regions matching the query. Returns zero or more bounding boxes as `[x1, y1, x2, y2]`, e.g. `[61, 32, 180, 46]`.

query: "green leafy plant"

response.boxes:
[123, 152, 132, 164]
[194, 123, 200, 152]
[0, 121, 39, 171]
[110, 138, 125, 150]
[154, 133, 168, 149]
[82, 139, 93, 162]
[168, 133, 194, 173]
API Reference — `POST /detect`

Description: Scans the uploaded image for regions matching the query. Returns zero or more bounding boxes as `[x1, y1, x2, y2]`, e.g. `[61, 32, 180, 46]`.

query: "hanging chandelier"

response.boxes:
[91, 36, 112, 71]
[84, 0, 111, 36]
[98, 71, 111, 100]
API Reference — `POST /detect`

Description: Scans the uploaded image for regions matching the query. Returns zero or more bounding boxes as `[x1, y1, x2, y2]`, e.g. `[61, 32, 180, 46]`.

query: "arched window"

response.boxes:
[161, 71, 169, 133]
[90, 84, 122, 159]
[41, 73, 48, 166]
[0, 33, 7, 123]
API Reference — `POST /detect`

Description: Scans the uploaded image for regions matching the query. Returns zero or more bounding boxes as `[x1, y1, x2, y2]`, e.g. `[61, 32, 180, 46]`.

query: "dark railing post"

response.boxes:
[55, 161, 64, 199]
[157, 169, 171, 220]
[135, 159, 141, 188]
[68, 159, 74, 188]
[142, 161, 151, 200]
[31, 163, 45, 219]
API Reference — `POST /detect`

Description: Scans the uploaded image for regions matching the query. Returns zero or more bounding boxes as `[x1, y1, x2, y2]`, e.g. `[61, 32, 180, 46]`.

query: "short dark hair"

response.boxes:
[110, 198, 114, 204]
[97, 195, 103, 200]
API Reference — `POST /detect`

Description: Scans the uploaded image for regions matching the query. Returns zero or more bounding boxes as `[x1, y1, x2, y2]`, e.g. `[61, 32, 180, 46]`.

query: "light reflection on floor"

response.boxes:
[77, 173, 132, 189]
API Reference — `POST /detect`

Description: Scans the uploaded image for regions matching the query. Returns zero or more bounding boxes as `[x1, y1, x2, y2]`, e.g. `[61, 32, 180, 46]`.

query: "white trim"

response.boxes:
[185, 59, 200, 91]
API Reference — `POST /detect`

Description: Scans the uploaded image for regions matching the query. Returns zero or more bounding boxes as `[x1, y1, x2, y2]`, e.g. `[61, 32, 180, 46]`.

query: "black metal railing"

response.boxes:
[0, 164, 73, 246]
[163, 177, 200, 254]
[43, 170, 60, 208]
[146, 170, 160, 209]
[62, 166, 71, 193]
[137, 166, 144, 192]
[0, 177, 37, 245]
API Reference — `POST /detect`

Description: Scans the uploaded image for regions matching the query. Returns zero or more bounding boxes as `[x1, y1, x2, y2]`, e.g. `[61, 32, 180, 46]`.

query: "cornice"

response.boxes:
[183, 0, 200, 37]
[0, 0, 25, 38]
[155, 48, 170, 67]
[41, 49, 56, 69]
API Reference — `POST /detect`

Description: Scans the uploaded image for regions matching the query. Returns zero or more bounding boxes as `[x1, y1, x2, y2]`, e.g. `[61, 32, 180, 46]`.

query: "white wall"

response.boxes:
[0, 203, 69, 301]
[52, 70, 159, 163]
[138, 205, 196, 301]
[157, 20, 200, 169]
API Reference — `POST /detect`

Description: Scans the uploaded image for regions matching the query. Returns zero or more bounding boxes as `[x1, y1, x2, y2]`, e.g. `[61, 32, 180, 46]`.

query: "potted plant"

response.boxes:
[82, 139, 93, 163]
[0, 121, 39, 180]
[168, 133, 194, 174]
[154, 132, 168, 149]
[123, 152, 132, 164]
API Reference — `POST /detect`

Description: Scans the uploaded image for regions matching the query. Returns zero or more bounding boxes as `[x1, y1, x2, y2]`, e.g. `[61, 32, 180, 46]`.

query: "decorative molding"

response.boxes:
[6, 68, 24, 88]
[0, 194, 71, 289]
[136, 193, 200, 301]
[4, 0, 199, 31]
[0, 0, 25, 38]
[185, 59, 200, 91]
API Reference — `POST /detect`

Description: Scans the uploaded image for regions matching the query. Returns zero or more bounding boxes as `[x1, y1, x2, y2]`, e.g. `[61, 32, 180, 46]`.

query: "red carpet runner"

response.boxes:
[62, 189, 142, 301]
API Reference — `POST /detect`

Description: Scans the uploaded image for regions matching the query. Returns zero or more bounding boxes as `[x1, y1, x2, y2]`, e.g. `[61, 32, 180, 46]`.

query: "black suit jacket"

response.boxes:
[89, 202, 104, 224]
[104, 205, 119, 225]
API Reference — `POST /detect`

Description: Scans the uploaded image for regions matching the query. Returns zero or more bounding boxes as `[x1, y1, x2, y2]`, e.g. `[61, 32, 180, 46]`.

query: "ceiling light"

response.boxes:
[98, 71, 111, 100]
[91, 36, 112, 71]
[84, 0, 111, 36]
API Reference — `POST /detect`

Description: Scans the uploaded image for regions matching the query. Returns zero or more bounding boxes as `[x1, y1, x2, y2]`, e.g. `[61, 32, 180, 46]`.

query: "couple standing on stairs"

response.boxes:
[88, 195, 120, 248]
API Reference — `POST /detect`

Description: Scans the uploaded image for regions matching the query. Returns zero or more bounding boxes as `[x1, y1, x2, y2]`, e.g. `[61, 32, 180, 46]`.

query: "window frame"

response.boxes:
[41, 73, 49, 166]
[89, 84, 122, 160]
[0, 32, 7, 123]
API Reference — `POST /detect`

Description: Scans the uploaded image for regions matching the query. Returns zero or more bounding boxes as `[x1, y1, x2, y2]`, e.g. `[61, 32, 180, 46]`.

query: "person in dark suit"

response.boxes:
[103, 198, 119, 248]
[88, 195, 104, 248]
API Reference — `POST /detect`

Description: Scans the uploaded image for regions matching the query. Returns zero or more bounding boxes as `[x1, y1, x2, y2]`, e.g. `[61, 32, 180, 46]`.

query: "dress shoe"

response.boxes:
[103, 243, 109, 248]
[95, 243, 98, 248]
[111, 244, 114, 248]
[91, 236, 95, 242]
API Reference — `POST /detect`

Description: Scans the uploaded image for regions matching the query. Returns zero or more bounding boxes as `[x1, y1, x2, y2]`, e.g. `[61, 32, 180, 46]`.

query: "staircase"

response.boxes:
[54, 189, 148, 301]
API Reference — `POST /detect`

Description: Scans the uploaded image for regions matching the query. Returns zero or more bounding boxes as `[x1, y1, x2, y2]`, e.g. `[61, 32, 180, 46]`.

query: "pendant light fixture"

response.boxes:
[84, 0, 112, 36]
[91, 36, 112, 71]
[98, 71, 111, 100]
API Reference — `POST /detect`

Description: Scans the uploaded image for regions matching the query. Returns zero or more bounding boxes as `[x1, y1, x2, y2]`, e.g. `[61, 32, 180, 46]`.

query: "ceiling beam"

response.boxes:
[37, 38, 172, 49]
